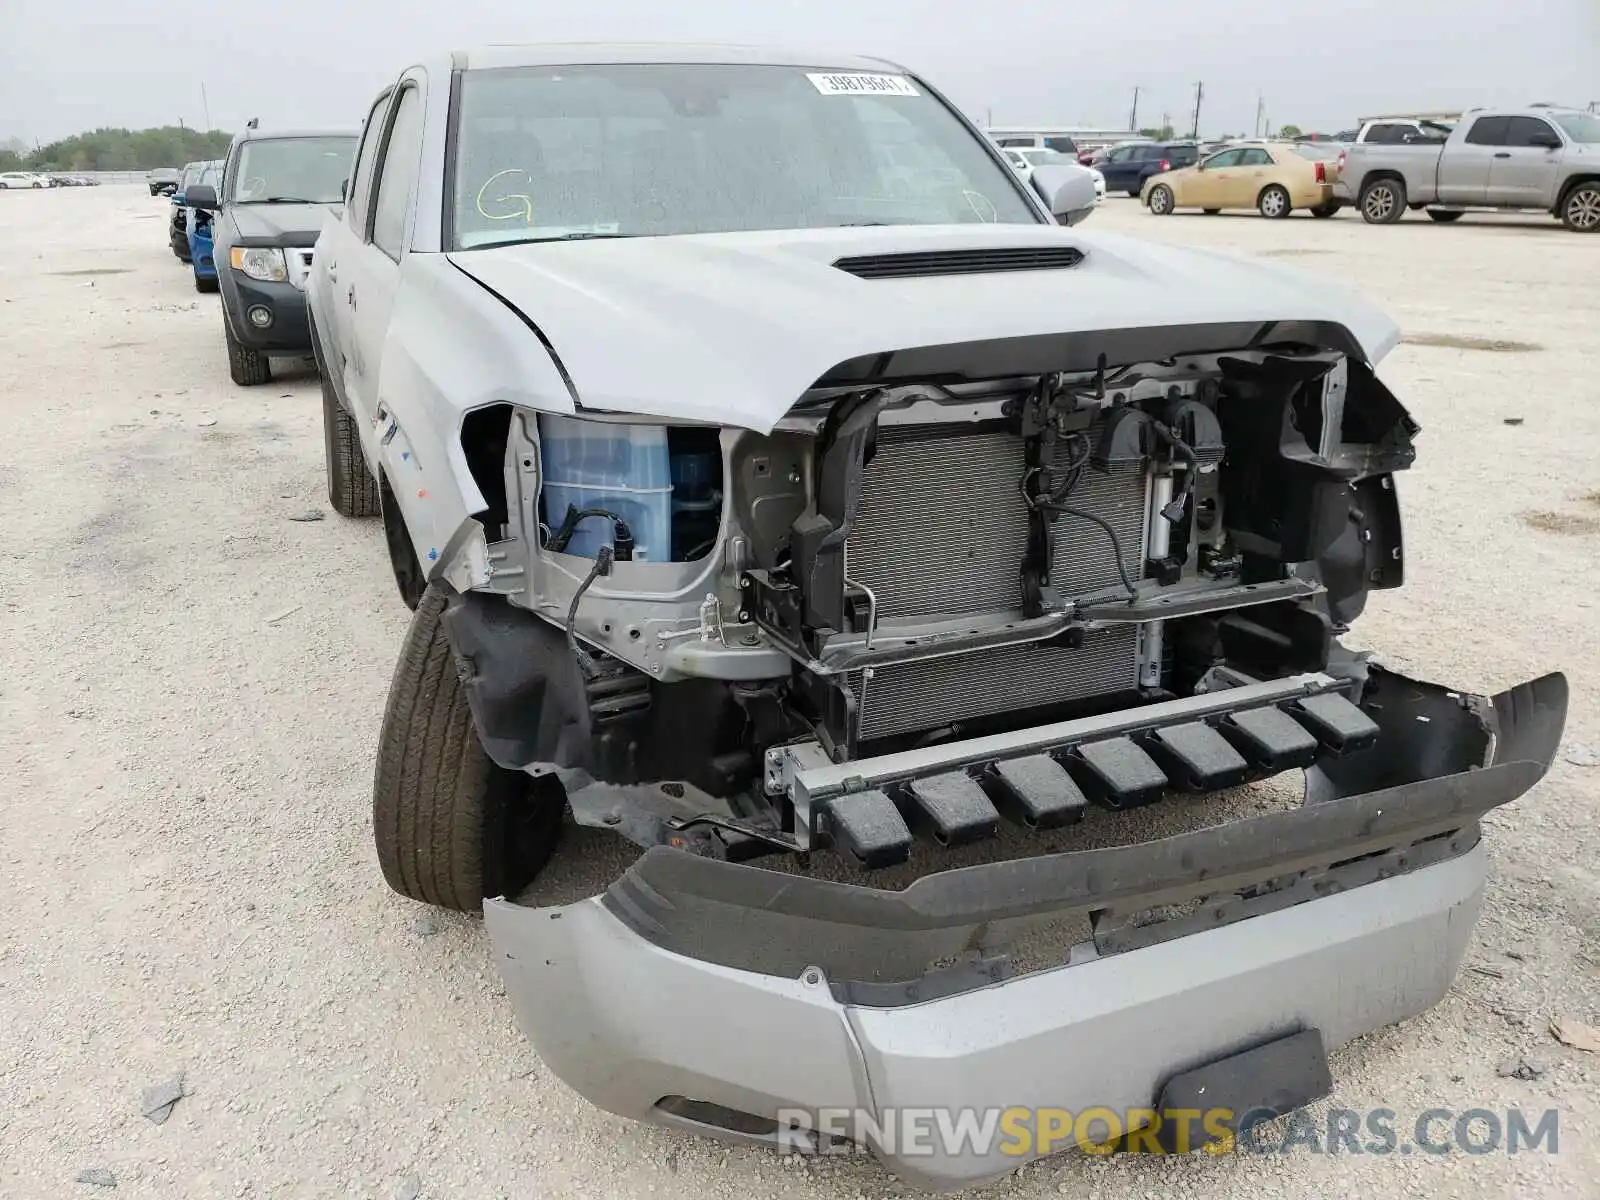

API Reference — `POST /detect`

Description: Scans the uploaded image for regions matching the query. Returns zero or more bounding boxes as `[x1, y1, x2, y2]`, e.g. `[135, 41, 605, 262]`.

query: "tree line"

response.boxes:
[0, 126, 234, 173]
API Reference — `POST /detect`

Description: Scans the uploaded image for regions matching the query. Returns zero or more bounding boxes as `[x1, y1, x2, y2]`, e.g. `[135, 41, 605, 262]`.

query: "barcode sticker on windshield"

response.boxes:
[807, 73, 920, 98]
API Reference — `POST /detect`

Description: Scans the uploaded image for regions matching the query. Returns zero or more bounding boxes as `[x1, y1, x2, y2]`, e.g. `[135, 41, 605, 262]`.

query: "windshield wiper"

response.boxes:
[517, 232, 636, 243]
[253, 196, 325, 204]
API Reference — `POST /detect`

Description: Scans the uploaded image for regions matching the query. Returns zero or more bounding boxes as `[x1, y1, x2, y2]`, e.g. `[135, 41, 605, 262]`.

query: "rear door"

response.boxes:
[1489, 116, 1566, 207]
[1230, 147, 1274, 206]
[341, 81, 426, 430]
[1438, 116, 1503, 205]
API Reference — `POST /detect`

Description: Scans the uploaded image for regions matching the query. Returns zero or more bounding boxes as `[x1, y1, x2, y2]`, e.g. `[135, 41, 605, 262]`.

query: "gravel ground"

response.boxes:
[1, 186, 1597, 1199]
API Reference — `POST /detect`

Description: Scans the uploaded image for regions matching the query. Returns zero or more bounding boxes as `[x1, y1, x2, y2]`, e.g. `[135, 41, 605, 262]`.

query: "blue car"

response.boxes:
[182, 160, 224, 293]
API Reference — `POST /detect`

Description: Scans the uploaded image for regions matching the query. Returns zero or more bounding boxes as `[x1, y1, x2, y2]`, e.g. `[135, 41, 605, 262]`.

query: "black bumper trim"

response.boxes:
[599, 670, 1565, 986]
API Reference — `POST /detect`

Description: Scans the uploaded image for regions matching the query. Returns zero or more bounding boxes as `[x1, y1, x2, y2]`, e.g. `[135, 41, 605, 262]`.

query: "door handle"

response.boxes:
[1494, 152, 1511, 158]
[347, 284, 357, 311]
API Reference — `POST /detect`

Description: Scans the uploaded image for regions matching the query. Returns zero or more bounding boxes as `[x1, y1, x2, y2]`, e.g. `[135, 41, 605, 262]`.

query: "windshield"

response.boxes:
[1019, 149, 1073, 166]
[449, 63, 1039, 249]
[1554, 113, 1600, 144]
[230, 136, 356, 204]
[180, 164, 204, 189]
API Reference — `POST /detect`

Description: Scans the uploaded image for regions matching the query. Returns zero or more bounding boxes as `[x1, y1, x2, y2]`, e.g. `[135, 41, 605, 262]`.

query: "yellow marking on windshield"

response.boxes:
[476, 168, 535, 224]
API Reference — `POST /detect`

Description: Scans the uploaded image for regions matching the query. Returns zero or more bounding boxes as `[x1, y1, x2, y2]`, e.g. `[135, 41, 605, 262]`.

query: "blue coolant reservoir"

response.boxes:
[538, 414, 674, 561]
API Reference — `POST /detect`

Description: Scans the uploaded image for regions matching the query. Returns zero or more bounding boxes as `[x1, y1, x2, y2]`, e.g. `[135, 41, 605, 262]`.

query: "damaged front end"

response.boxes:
[439, 321, 1565, 1187]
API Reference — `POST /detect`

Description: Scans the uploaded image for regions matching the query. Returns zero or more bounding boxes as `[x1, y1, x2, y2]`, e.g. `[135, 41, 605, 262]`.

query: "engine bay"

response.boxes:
[451, 340, 1420, 868]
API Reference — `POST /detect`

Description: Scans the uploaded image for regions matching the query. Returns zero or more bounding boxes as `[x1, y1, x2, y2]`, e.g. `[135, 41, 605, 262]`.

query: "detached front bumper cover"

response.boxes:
[484, 668, 1565, 1190]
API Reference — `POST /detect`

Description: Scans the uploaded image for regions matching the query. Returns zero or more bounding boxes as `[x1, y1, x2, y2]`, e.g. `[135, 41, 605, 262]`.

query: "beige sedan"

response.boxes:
[1141, 143, 1343, 219]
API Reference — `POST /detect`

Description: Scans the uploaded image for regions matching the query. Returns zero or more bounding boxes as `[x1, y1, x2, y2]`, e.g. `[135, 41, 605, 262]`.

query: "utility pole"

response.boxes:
[1160, 110, 1171, 139]
[1129, 86, 1141, 133]
[1255, 93, 1265, 137]
[201, 82, 212, 132]
[1191, 81, 1204, 140]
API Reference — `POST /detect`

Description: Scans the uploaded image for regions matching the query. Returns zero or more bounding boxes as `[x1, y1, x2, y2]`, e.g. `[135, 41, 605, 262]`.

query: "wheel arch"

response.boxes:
[1555, 174, 1600, 214]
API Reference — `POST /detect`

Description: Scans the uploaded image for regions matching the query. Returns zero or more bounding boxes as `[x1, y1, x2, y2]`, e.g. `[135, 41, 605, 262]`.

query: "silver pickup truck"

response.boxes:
[1337, 106, 1600, 230]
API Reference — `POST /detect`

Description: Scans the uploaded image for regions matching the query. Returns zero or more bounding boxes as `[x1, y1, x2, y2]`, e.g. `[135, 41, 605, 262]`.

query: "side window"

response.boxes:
[1107, 147, 1135, 163]
[1366, 124, 1401, 144]
[1170, 146, 1197, 165]
[347, 90, 393, 233]
[1203, 149, 1243, 169]
[371, 87, 424, 259]
[1465, 116, 1511, 146]
[1240, 148, 1273, 166]
[1505, 117, 1559, 147]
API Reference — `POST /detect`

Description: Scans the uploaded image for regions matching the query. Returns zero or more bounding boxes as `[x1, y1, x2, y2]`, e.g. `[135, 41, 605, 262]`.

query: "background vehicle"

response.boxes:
[1354, 117, 1455, 145]
[184, 160, 223, 293]
[305, 43, 1561, 1192]
[184, 127, 357, 384]
[1144, 142, 1342, 218]
[1097, 140, 1199, 196]
[0, 171, 46, 189]
[147, 167, 180, 196]
[1339, 107, 1600, 230]
[168, 161, 205, 259]
[986, 126, 1081, 157]
[1010, 147, 1105, 200]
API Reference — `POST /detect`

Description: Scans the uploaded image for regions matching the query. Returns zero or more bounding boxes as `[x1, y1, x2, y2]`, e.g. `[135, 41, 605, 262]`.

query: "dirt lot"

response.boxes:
[1, 186, 1598, 1199]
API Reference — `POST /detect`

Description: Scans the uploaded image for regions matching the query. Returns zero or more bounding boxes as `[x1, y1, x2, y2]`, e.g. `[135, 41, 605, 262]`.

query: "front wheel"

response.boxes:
[1310, 202, 1341, 219]
[194, 274, 219, 294]
[1360, 177, 1407, 224]
[373, 583, 565, 911]
[1257, 185, 1292, 219]
[1426, 209, 1465, 224]
[224, 313, 271, 386]
[1561, 182, 1600, 233]
[1147, 185, 1175, 216]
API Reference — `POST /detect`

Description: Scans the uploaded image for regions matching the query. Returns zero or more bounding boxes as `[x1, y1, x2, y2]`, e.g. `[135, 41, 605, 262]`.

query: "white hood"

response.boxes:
[447, 224, 1400, 432]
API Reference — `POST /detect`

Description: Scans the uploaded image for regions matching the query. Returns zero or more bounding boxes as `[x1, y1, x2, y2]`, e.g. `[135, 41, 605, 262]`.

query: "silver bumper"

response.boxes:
[487, 847, 1483, 1189]
[482, 668, 1564, 1190]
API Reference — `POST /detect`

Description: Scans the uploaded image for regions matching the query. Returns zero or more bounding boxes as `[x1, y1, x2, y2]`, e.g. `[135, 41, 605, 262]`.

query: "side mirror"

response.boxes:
[186, 184, 218, 211]
[1029, 163, 1098, 226]
[1532, 132, 1563, 150]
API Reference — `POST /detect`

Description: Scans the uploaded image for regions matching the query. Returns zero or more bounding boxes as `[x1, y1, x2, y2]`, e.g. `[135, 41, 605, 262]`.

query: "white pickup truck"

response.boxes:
[304, 44, 1566, 1189]
[1337, 106, 1600, 230]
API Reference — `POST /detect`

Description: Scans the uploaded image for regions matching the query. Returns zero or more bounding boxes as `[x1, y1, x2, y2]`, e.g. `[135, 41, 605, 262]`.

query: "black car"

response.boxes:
[185, 128, 357, 386]
[168, 162, 207, 260]
[1096, 141, 1201, 196]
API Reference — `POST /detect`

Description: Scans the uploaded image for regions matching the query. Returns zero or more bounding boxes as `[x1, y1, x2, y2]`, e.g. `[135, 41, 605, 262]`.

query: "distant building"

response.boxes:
[985, 125, 1145, 152]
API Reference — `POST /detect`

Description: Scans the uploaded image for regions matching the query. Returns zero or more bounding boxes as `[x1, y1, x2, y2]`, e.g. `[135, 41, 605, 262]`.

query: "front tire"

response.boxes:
[1257, 185, 1292, 219]
[1561, 182, 1600, 233]
[1310, 202, 1341, 219]
[321, 367, 380, 517]
[224, 313, 271, 386]
[1426, 209, 1465, 224]
[1147, 185, 1175, 216]
[373, 583, 565, 912]
[1360, 177, 1407, 224]
[194, 274, 219, 293]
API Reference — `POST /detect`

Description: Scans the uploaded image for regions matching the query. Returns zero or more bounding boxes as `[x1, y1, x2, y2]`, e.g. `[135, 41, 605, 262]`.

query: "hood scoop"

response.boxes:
[833, 245, 1086, 280]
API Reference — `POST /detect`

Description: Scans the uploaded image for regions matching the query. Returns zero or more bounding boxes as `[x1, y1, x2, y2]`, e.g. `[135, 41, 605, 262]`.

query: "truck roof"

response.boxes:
[231, 127, 357, 145]
[450, 42, 905, 73]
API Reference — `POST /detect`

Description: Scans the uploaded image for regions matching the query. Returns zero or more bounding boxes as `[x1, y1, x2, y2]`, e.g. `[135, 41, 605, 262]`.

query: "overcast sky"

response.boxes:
[3, 0, 1596, 144]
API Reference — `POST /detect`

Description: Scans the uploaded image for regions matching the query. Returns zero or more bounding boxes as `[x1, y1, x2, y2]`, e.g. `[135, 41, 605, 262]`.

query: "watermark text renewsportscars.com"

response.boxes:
[775, 1105, 1561, 1158]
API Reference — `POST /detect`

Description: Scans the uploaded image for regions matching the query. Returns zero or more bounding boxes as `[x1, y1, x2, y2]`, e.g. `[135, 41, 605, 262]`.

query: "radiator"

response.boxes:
[845, 421, 1147, 741]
